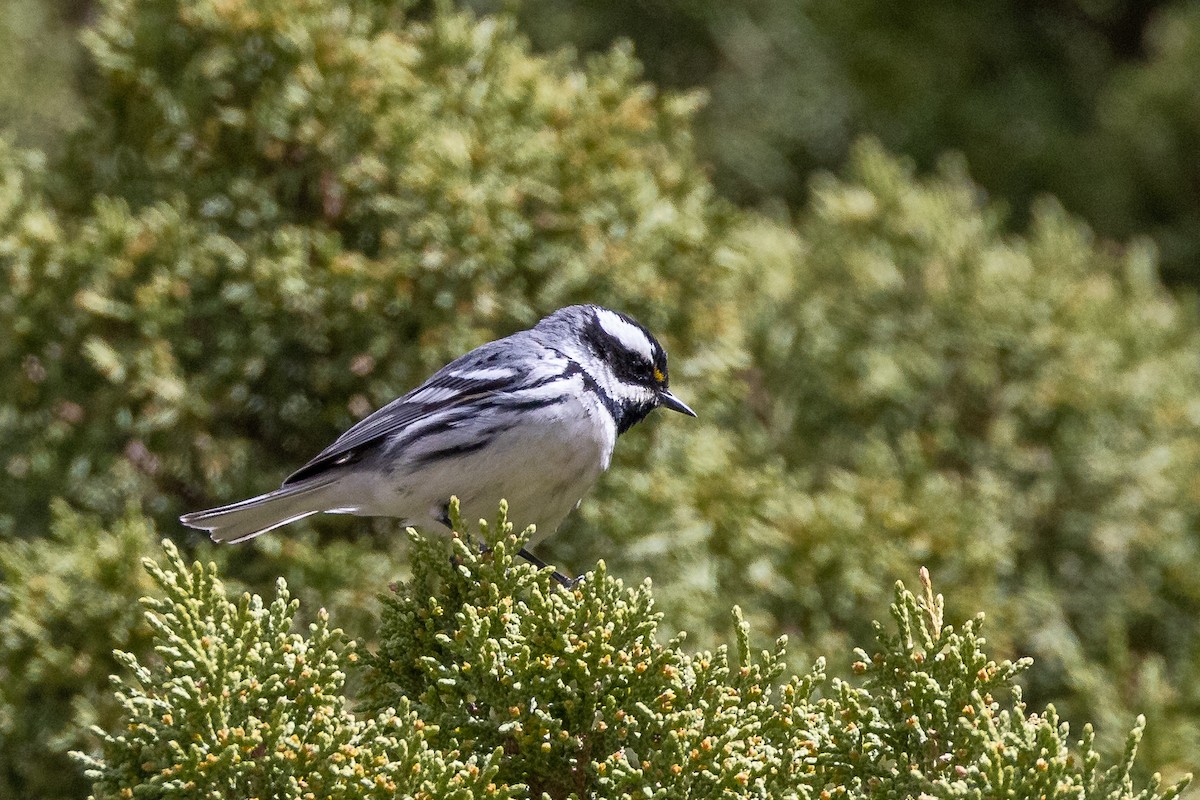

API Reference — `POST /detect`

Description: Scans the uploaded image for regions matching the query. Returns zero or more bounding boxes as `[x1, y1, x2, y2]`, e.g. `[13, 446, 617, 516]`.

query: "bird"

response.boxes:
[180, 304, 696, 579]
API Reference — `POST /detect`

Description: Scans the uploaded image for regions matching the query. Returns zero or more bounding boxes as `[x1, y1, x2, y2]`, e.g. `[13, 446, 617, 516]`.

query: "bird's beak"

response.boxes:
[658, 389, 697, 417]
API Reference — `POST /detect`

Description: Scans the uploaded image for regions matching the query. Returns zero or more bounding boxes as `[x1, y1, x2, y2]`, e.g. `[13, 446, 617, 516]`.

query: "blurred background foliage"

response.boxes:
[14, 0, 1200, 283]
[492, 0, 1200, 286]
[3, 0, 1200, 797]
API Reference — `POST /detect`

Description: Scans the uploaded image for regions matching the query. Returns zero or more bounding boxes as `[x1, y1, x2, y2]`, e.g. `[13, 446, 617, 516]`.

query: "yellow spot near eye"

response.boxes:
[653, 367, 665, 383]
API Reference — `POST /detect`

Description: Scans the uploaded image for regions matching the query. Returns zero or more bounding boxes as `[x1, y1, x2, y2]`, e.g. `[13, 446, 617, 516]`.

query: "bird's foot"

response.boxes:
[451, 545, 580, 588]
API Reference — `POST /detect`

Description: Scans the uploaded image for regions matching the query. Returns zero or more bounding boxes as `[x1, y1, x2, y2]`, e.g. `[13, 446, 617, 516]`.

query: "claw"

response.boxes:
[554, 571, 585, 589]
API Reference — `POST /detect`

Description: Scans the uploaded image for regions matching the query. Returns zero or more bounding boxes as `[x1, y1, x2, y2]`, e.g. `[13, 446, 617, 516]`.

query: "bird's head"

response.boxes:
[536, 305, 696, 433]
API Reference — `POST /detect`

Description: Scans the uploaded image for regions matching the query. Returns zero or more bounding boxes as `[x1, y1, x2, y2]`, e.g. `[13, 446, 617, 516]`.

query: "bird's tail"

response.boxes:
[180, 477, 341, 544]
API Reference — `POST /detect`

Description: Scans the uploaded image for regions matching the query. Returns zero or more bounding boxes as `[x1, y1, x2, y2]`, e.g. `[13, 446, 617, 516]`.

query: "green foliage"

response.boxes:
[588, 141, 1200, 781]
[501, 0, 1200, 284]
[1090, 2, 1200, 281]
[87, 508, 1189, 799]
[82, 538, 514, 799]
[2, 0, 1200, 795]
[0, 503, 158, 800]
[0, 2, 743, 795]
[3, 0, 743, 537]
[747, 142, 1200, 759]
[0, 0, 84, 151]
[12, 0, 1200, 284]
[0, 501, 406, 800]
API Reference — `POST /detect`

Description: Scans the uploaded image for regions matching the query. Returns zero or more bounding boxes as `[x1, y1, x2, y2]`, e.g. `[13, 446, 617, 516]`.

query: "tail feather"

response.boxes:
[180, 477, 340, 544]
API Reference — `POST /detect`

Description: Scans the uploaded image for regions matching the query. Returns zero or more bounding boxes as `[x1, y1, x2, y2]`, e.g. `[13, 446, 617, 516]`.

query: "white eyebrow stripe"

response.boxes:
[450, 367, 517, 381]
[595, 309, 654, 362]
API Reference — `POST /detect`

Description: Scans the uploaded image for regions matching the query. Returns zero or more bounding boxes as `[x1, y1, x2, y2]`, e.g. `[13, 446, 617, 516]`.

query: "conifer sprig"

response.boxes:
[80, 539, 515, 800]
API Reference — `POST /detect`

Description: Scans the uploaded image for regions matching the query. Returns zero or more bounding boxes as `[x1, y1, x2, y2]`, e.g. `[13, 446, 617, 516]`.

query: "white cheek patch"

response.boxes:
[587, 359, 656, 407]
[586, 361, 622, 397]
[595, 309, 655, 363]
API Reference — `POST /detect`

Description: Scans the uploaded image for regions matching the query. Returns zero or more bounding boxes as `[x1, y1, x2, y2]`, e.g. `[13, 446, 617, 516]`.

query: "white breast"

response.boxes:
[355, 373, 617, 542]
[470, 384, 616, 542]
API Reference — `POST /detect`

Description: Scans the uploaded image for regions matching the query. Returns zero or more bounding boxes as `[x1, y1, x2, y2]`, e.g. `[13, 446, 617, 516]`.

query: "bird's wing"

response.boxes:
[283, 337, 531, 485]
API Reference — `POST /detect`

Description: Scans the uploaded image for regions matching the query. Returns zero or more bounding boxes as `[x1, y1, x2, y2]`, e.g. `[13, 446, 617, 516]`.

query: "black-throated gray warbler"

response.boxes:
[180, 305, 695, 573]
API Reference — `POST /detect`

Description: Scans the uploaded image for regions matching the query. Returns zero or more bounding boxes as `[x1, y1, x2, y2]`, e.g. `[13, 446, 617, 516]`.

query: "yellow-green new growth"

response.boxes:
[80, 539, 514, 800]
[83, 509, 1191, 798]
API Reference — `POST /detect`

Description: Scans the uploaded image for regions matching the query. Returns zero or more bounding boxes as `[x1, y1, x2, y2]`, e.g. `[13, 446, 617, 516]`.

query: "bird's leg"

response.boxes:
[452, 541, 579, 588]
[516, 547, 550, 570]
[518, 547, 580, 588]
